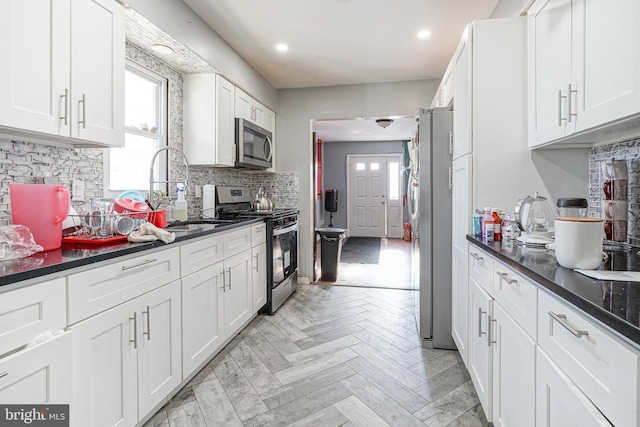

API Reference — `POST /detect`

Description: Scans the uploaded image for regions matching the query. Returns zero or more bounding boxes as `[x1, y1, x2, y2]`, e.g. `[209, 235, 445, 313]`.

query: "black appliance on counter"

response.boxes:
[216, 186, 298, 314]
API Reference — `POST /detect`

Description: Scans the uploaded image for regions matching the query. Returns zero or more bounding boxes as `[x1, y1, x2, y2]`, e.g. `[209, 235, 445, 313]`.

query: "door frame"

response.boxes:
[346, 153, 404, 238]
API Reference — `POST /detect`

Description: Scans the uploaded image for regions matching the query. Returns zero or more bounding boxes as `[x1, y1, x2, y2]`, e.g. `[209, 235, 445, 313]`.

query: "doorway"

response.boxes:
[346, 153, 403, 238]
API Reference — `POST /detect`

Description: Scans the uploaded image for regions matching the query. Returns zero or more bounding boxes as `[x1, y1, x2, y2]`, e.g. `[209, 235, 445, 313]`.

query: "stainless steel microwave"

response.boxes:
[235, 118, 273, 169]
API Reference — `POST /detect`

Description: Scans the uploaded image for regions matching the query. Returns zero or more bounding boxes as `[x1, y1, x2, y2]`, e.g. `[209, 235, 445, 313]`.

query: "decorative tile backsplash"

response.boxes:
[589, 137, 640, 246]
[0, 41, 298, 224]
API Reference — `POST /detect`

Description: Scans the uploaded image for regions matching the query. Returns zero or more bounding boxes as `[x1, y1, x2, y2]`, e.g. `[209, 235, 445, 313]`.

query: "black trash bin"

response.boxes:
[317, 228, 346, 282]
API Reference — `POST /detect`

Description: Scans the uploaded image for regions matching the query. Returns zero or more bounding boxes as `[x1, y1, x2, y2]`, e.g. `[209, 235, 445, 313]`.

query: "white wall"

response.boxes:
[124, 0, 277, 110]
[277, 80, 439, 282]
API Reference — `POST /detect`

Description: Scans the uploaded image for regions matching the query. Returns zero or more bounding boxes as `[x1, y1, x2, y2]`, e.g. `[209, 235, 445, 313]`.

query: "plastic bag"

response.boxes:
[0, 225, 44, 260]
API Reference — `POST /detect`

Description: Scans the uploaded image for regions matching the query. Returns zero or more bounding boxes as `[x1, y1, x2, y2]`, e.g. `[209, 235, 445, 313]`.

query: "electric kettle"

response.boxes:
[514, 192, 556, 244]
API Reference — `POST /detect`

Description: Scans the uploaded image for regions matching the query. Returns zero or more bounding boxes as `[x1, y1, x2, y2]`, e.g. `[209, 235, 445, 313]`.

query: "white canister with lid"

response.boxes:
[554, 217, 603, 270]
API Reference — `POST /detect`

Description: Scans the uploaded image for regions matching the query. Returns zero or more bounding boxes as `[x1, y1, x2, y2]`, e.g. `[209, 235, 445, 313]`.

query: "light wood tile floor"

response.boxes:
[144, 284, 489, 427]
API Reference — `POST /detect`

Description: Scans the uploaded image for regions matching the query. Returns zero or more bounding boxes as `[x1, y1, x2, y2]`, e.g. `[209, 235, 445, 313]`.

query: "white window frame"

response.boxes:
[103, 61, 168, 198]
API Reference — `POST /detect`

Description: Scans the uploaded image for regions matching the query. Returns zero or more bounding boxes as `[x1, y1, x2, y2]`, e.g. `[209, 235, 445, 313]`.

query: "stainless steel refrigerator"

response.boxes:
[408, 107, 456, 349]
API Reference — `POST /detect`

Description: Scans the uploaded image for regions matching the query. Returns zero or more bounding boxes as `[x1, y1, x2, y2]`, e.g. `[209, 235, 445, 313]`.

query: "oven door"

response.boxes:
[273, 221, 298, 286]
[236, 118, 273, 169]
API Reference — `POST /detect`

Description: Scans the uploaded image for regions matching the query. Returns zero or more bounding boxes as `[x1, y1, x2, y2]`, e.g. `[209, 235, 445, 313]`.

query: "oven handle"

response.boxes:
[273, 223, 298, 236]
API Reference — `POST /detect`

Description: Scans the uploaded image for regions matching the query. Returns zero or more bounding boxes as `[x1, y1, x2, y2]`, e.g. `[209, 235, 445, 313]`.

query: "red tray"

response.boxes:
[61, 235, 128, 245]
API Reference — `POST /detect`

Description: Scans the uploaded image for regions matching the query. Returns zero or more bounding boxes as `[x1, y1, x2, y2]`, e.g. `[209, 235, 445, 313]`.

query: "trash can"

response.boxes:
[317, 228, 346, 282]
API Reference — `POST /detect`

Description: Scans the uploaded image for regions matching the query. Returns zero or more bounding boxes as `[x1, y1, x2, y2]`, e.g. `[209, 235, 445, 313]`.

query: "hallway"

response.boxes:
[144, 284, 487, 427]
[315, 237, 413, 290]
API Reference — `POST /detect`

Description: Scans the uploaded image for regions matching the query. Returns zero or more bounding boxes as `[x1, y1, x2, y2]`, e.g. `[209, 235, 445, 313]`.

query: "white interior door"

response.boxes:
[347, 155, 387, 237]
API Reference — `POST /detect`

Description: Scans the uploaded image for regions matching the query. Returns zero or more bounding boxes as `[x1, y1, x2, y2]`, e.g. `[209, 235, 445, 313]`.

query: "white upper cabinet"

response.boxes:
[528, 0, 640, 148]
[452, 27, 471, 160]
[0, 0, 124, 148]
[235, 88, 275, 132]
[430, 59, 454, 109]
[184, 74, 236, 166]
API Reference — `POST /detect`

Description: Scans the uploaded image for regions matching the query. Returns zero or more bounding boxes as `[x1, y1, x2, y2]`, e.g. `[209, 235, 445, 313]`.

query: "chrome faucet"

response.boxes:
[149, 146, 190, 209]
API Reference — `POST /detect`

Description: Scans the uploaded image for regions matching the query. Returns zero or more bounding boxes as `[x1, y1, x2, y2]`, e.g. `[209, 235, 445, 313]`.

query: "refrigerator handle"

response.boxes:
[448, 166, 453, 193]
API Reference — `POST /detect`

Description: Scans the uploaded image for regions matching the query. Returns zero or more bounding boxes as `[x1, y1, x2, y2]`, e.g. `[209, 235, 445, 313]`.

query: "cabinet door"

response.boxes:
[0, 0, 70, 137]
[216, 75, 236, 166]
[451, 154, 471, 363]
[0, 332, 72, 405]
[137, 281, 182, 419]
[575, 0, 640, 133]
[181, 262, 225, 375]
[491, 304, 535, 427]
[235, 88, 254, 122]
[468, 276, 493, 422]
[71, 299, 138, 427]
[70, 0, 125, 146]
[452, 26, 471, 159]
[253, 101, 267, 129]
[224, 251, 253, 335]
[252, 243, 267, 313]
[527, 0, 575, 147]
[536, 348, 613, 427]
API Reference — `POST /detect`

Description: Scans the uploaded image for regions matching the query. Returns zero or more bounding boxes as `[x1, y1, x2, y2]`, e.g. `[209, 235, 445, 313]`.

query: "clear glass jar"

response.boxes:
[556, 197, 588, 218]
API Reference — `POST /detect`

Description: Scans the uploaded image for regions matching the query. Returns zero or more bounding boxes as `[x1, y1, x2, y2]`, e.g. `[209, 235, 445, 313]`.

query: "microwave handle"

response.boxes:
[265, 137, 273, 162]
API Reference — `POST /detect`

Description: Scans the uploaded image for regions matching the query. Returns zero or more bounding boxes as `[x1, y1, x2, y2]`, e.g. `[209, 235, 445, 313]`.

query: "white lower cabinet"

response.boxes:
[182, 262, 225, 375]
[468, 276, 493, 419]
[71, 281, 181, 427]
[252, 243, 267, 312]
[536, 348, 612, 427]
[224, 250, 253, 334]
[0, 332, 72, 404]
[491, 304, 536, 427]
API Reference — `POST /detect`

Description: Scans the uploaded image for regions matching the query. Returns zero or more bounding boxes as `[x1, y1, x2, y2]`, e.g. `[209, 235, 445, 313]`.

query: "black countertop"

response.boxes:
[0, 219, 262, 290]
[467, 235, 640, 347]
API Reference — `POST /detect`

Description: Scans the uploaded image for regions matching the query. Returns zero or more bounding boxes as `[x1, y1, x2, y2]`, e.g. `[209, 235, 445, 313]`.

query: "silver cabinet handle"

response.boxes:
[60, 88, 69, 125]
[478, 308, 487, 338]
[220, 272, 226, 292]
[448, 131, 454, 156]
[143, 305, 151, 341]
[567, 83, 578, 123]
[0, 372, 7, 379]
[254, 254, 259, 271]
[549, 311, 589, 338]
[226, 268, 232, 290]
[496, 271, 517, 284]
[122, 258, 157, 271]
[470, 252, 483, 261]
[558, 89, 567, 126]
[129, 312, 138, 349]
[489, 316, 497, 346]
[78, 93, 86, 129]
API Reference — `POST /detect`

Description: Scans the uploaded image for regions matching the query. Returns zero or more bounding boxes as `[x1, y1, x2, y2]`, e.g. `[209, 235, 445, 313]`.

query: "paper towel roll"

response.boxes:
[202, 184, 216, 218]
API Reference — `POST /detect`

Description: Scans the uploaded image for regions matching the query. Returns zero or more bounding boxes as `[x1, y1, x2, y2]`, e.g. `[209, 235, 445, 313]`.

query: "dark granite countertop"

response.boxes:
[467, 235, 640, 347]
[0, 218, 263, 290]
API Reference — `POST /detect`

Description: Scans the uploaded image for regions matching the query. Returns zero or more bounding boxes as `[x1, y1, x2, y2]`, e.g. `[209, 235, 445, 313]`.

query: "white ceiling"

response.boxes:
[179, 0, 504, 142]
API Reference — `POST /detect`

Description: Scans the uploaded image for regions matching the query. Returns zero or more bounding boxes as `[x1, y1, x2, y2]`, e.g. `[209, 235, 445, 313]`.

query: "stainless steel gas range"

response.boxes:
[216, 186, 298, 314]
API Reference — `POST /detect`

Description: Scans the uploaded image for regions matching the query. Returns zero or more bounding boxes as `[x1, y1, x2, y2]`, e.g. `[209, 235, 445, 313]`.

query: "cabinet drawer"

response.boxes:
[493, 261, 537, 339]
[252, 222, 267, 247]
[468, 244, 494, 294]
[67, 247, 180, 324]
[0, 278, 66, 355]
[223, 227, 252, 258]
[180, 234, 224, 276]
[538, 290, 639, 427]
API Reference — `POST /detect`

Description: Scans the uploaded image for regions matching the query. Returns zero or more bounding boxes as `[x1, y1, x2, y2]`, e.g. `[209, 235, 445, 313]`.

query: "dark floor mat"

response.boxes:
[340, 237, 381, 264]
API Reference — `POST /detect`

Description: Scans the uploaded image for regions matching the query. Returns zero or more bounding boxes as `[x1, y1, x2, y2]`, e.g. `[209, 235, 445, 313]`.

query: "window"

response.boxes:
[370, 163, 380, 170]
[104, 61, 167, 197]
[389, 161, 399, 200]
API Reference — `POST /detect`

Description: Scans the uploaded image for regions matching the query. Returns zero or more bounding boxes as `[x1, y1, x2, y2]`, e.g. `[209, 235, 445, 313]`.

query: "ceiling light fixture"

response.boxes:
[276, 43, 289, 52]
[417, 30, 431, 39]
[151, 44, 174, 55]
[376, 119, 394, 129]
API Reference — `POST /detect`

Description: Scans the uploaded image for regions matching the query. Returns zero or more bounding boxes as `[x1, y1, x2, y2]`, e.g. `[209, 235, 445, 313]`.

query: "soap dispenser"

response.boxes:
[175, 183, 188, 221]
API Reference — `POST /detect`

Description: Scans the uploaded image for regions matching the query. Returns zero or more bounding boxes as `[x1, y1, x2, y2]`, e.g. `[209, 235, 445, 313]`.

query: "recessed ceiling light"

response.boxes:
[151, 44, 174, 55]
[276, 43, 289, 52]
[417, 30, 431, 39]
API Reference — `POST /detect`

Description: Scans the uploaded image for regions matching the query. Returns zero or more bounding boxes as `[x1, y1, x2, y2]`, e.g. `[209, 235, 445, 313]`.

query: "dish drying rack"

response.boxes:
[62, 211, 151, 245]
